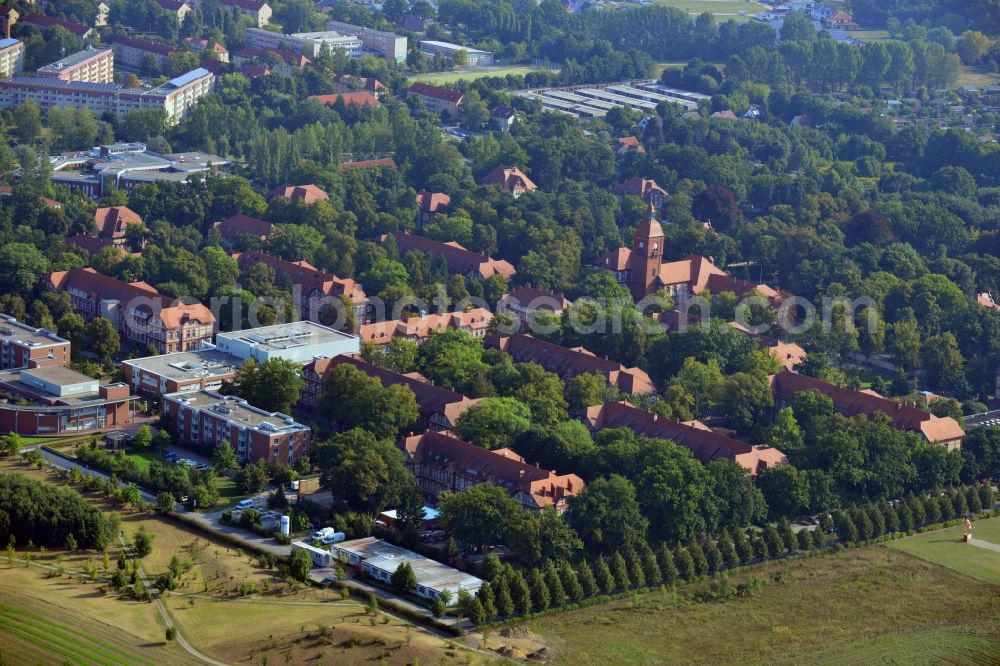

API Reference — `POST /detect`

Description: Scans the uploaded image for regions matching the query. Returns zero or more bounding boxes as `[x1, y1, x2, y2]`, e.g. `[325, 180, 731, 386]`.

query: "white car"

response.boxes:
[311, 528, 334, 541]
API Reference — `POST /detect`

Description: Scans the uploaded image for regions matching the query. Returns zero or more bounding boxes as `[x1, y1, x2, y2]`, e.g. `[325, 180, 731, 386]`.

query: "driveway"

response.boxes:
[35, 447, 159, 504]
[177, 493, 291, 559]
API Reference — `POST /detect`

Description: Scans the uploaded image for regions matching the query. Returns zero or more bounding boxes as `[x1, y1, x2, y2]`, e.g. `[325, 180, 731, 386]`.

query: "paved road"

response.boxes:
[176, 495, 290, 559]
[968, 538, 1000, 555]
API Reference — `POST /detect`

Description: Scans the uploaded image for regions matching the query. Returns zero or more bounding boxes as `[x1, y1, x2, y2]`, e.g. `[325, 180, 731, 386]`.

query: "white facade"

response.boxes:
[0, 38, 24, 78]
[244, 27, 362, 59]
[324, 20, 407, 62]
[418, 40, 493, 67]
[214, 321, 360, 364]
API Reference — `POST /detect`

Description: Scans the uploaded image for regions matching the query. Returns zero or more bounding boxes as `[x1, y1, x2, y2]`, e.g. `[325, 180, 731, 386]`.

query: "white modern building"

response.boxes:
[0, 38, 25, 78]
[244, 27, 362, 59]
[418, 40, 493, 67]
[37, 48, 114, 83]
[324, 20, 407, 62]
[214, 321, 360, 364]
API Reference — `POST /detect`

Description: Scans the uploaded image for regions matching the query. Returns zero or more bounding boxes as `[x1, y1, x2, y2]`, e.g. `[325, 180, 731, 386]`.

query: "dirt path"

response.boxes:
[967, 538, 1000, 555]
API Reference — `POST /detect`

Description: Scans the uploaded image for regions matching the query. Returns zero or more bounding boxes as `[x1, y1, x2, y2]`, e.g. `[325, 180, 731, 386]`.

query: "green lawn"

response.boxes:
[887, 516, 1000, 586]
[652, 0, 766, 17]
[845, 29, 891, 41]
[120, 448, 162, 473]
[524, 545, 1000, 665]
[409, 66, 544, 85]
[959, 65, 1000, 87]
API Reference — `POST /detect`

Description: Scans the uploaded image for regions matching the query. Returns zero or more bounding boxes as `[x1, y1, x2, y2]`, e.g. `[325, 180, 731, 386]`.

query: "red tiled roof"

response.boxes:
[479, 165, 537, 194]
[23, 14, 92, 37]
[220, 0, 268, 10]
[498, 286, 570, 313]
[360, 308, 493, 345]
[711, 110, 738, 120]
[340, 158, 397, 170]
[308, 356, 479, 426]
[594, 247, 633, 272]
[770, 371, 964, 445]
[611, 177, 667, 200]
[333, 73, 385, 92]
[233, 250, 366, 303]
[213, 214, 273, 240]
[417, 190, 450, 214]
[586, 401, 787, 475]
[115, 36, 181, 57]
[390, 232, 516, 280]
[487, 333, 655, 395]
[94, 206, 141, 241]
[46, 268, 214, 330]
[401, 431, 584, 510]
[976, 293, 999, 310]
[309, 92, 380, 107]
[408, 82, 464, 103]
[234, 47, 310, 67]
[66, 235, 126, 257]
[265, 184, 329, 204]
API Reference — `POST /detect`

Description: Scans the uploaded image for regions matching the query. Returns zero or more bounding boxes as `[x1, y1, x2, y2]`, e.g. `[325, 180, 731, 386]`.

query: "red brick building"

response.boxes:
[212, 214, 273, 243]
[359, 308, 493, 345]
[401, 431, 584, 512]
[265, 184, 329, 204]
[163, 390, 310, 464]
[479, 165, 537, 198]
[0, 314, 70, 370]
[46, 268, 215, 354]
[389, 232, 516, 281]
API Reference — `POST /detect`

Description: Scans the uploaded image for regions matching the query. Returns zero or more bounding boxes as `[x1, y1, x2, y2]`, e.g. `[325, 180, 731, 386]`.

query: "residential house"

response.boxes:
[654, 313, 806, 372]
[152, 0, 192, 22]
[479, 165, 537, 198]
[232, 46, 311, 73]
[0, 37, 24, 78]
[769, 371, 965, 449]
[22, 14, 93, 40]
[46, 268, 215, 354]
[232, 250, 372, 323]
[37, 48, 113, 83]
[265, 183, 329, 204]
[594, 206, 780, 303]
[497, 285, 570, 327]
[113, 37, 182, 70]
[490, 105, 517, 132]
[610, 177, 668, 207]
[388, 232, 516, 280]
[219, 0, 272, 26]
[823, 11, 857, 29]
[163, 390, 310, 464]
[186, 38, 229, 62]
[0, 7, 19, 40]
[710, 110, 738, 120]
[408, 82, 464, 117]
[212, 214, 273, 243]
[486, 333, 656, 395]
[358, 308, 493, 345]
[299, 355, 479, 431]
[613, 136, 645, 157]
[308, 91, 380, 107]
[333, 73, 386, 97]
[976, 292, 999, 311]
[416, 190, 450, 227]
[585, 401, 788, 475]
[66, 205, 142, 256]
[401, 431, 585, 512]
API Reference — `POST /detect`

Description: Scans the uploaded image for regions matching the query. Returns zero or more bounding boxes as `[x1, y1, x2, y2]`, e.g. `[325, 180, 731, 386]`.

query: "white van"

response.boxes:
[237, 499, 254, 509]
[320, 532, 346, 545]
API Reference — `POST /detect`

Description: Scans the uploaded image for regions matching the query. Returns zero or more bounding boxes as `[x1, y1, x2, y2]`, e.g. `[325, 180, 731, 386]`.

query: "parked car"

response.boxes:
[320, 532, 346, 545]
[163, 452, 178, 460]
[237, 499, 254, 509]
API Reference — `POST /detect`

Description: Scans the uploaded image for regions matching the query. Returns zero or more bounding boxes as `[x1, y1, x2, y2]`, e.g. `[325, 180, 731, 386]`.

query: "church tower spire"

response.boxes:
[630, 203, 664, 301]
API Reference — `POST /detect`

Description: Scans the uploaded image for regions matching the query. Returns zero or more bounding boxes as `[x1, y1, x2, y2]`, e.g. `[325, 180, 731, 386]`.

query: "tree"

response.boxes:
[0, 433, 23, 458]
[921, 333, 964, 390]
[13, 100, 42, 145]
[453, 397, 532, 449]
[732, 527, 753, 564]
[758, 465, 810, 518]
[768, 408, 804, 455]
[509, 569, 533, 615]
[777, 517, 796, 552]
[391, 561, 417, 592]
[131, 425, 153, 448]
[717, 372, 773, 432]
[121, 108, 168, 143]
[0, 243, 49, 299]
[832, 510, 858, 543]
[235, 460, 268, 495]
[958, 30, 991, 64]
[318, 363, 419, 439]
[289, 548, 312, 581]
[593, 557, 615, 594]
[64, 533, 78, 552]
[155, 492, 175, 514]
[577, 560, 598, 597]
[657, 545, 677, 584]
[687, 541, 708, 576]
[133, 526, 154, 558]
[567, 475, 648, 553]
[529, 569, 551, 610]
[566, 372, 606, 411]
[80, 317, 120, 364]
[707, 459, 768, 529]
[222, 358, 302, 414]
[544, 565, 566, 605]
[314, 429, 417, 514]
[610, 551, 631, 589]
[213, 440, 239, 472]
[674, 546, 695, 581]
[716, 529, 739, 568]
[438, 483, 521, 549]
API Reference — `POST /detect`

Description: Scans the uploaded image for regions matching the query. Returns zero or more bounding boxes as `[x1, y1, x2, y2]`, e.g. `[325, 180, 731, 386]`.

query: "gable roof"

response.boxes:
[233, 250, 366, 303]
[391, 232, 516, 280]
[499, 286, 570, 313]
[360, 308, 493, 345]
[213, 214, 273, 240]
[309, 91, 380, 107]
[486, 333, 655, 395]
[115, 36, 181, 57]
[94, 206, 141, 240]
[265, 184, 329, 204]
[769, 371, 965, 445]
[401, 431, 584, 509]
[585, 401, 787, 475]
[408, 82, 464, 103]
[611, 177, 667, 199]
[479, 165, 538, 194]
[66, 235, 126, 257]
[23, 14, 92, 37]
[417, 190, 450, 214]
[309, 356, 479, 425]
[152, 0, 191, 11]
[220, 0, 269, 11]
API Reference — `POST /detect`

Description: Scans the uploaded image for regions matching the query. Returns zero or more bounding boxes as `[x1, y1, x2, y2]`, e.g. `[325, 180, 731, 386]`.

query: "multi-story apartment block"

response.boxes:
[37, 48, 113, 83]
[0, 314, 70, 370]
[0, 67, 214, 125]
[113, 37, 181, 70]
[46, 268, 215, 354]
[323, 20, 407, 62]
[244, 27, 362, 59]
[0, 37, 24, 78]
[163, 390, 310, 464]
[122, 349, 238, 398]
[219, 0, 272, 27]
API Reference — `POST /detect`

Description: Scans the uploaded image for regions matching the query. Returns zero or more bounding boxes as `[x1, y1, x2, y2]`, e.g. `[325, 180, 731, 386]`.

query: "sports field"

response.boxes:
[410, 66, 543, 85]
[888, 516, 1000, 586]
[526, 545, 1000, 665]
[652, 0, 767, 17]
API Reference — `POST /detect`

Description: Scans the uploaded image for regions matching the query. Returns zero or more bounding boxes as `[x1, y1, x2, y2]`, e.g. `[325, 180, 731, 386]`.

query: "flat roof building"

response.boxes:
[324, 20, 407, 62]
[214, 321, 360, 364]
[331, 537, 482, 602]
[122, 348, 239, 397]
[418, 40, 493, 66]
[244, 27, 362, 59]
[0, 38, 24, 78]
[0, 314, 70, 370]
[37, 48, 113, 83]
[163, 390, 310, 464]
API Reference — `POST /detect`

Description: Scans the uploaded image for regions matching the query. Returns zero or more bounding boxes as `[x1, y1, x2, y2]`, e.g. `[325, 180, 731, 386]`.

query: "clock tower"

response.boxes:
[630, 203, 664, 302]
